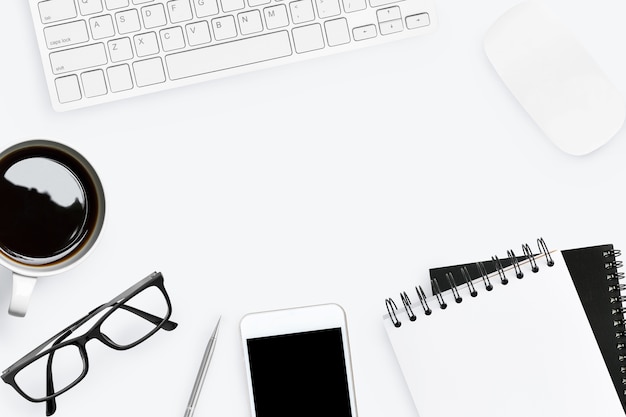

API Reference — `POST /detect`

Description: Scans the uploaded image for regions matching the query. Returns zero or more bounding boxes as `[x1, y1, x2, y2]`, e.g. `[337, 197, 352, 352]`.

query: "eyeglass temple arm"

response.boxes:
[118, 304, 178, 331]
[44, 329, 73, 416]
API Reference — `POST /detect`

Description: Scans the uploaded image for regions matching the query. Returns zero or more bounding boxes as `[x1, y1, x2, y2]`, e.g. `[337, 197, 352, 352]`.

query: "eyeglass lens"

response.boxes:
[14, 345, 85, 401]
[100, 285, 170, 347]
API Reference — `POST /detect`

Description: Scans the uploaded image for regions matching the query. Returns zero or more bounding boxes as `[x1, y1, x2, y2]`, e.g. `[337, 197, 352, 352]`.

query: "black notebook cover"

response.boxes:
[428, 244, 626, 413]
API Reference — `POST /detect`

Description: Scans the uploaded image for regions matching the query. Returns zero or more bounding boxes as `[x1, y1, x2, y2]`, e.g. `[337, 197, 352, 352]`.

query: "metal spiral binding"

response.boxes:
[492, 255, 508, 285]
[386, 298, 400, 327]
[476, 261, 493, 291]
[522, 243, 539, 272]
[400, 292, 417, 322]
[605, 252, 624, 271]
[431, 278, 447, 310]
[538, 237, 555, 266]
[606, 248, 626, 396]
[416, 286, 432, 315]
[461, 266, 478, 297]
[609, 283, 626, 294]
[507, 249, 524, 279]
[386, 238, 554, 328]
[445, 272, 463, 303]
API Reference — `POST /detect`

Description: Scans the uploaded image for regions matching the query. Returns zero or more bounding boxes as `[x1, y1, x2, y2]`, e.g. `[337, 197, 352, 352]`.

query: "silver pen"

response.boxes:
[184, 316, 221, 417]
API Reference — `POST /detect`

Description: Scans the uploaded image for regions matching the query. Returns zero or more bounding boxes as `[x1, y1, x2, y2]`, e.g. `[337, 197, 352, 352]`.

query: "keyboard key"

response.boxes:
[379, 19, 402, 35]
[141, 4, 168, 28]
[352, 24, 376, 41]
[50, 43, 108, 74]
[264, 5, 289, 30]
[238, 10, 263, 35]
[81, 69, 108, 97]
[134, 32, 160, 56]
[55, 75, 81, 102]
[166, 31, 292, 80]
[292, 23, 324, 53]
[290, 0, 315, 24]
[212, 15, 237, 41]
[78, 0, 104, 16]
[221, 0, 245, 13]
[38, 0, 77, 24]
[324, 18, 349, 46]
[377, 6, 400, 22]
[116, 9, 141, 34]
[406, 12, 429, 30]
[133, 0, 155, 3]
[192, 0, 219, 17]
[108, 37, 134, 61]
[133, 57, 166, 86]
[186, 21, 212, 46]
[315, 0, 340, 19]
[89, 15, 115, 39]
[105, 0, 130, 9]
[160, 27, 186, 51]
[369, 0, 398, 7]
[341, 0, 365, 13]
[248, 0, 270, 6]
[44, 20, 89, 49]
[107, 64, 134, 91]
[167, 0, 193, 23]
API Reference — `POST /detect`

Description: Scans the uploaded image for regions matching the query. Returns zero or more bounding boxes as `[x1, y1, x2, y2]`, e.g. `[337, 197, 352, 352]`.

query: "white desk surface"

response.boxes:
[1, 0, 625, 416]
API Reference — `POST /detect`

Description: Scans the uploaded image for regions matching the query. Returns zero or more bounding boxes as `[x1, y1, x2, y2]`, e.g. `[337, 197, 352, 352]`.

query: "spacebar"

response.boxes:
[166, 31, 293, 80]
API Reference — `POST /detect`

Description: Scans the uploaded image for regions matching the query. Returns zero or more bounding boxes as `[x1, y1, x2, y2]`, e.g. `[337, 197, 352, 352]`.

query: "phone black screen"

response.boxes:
[246, 327, 353, 417]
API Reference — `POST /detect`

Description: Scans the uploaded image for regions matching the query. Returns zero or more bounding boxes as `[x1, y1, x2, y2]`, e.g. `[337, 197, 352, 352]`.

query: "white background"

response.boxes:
[1, 0, 625, 416]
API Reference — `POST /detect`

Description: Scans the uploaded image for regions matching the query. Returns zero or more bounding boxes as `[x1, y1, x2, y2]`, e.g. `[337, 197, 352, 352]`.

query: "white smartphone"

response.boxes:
[240, 303, 358, 417]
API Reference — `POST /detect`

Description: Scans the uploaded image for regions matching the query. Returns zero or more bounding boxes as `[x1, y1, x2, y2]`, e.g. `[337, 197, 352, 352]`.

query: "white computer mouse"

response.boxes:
[484, 1, 625, 156]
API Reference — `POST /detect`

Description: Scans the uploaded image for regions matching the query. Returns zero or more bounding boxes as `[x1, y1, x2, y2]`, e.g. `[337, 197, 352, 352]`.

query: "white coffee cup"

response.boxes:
[0, 140, 105, 317]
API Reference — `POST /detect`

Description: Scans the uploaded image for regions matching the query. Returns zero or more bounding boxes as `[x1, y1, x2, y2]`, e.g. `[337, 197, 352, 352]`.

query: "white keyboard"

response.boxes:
[30, 0, 437, 111]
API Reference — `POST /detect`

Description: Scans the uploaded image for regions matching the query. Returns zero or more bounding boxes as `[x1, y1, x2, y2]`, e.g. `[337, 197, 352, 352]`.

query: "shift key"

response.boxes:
[50, 43, 107, 74]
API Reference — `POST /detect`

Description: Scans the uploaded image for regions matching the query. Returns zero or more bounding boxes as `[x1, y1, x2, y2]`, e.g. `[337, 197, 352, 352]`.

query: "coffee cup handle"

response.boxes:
[8, 274, 37, 317]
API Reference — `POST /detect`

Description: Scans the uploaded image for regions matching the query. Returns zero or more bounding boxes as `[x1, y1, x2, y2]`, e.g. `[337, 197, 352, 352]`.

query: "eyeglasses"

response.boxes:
[2, 272, 178, 416]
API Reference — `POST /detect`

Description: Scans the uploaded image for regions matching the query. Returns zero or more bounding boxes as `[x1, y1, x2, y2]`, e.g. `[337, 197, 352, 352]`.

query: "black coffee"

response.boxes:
[0, 144, 102, 266]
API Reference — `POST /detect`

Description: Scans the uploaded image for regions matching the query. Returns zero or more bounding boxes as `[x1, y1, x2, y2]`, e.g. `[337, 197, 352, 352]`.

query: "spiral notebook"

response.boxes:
[383, 239, 625, 417]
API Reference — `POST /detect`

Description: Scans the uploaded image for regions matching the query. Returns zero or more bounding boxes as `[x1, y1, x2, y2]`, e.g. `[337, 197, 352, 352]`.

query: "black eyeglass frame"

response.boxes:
[1, 271, 177, 409]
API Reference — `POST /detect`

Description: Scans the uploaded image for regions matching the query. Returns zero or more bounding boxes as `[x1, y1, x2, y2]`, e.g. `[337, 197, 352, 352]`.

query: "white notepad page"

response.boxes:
[383, 251, 624, 417]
